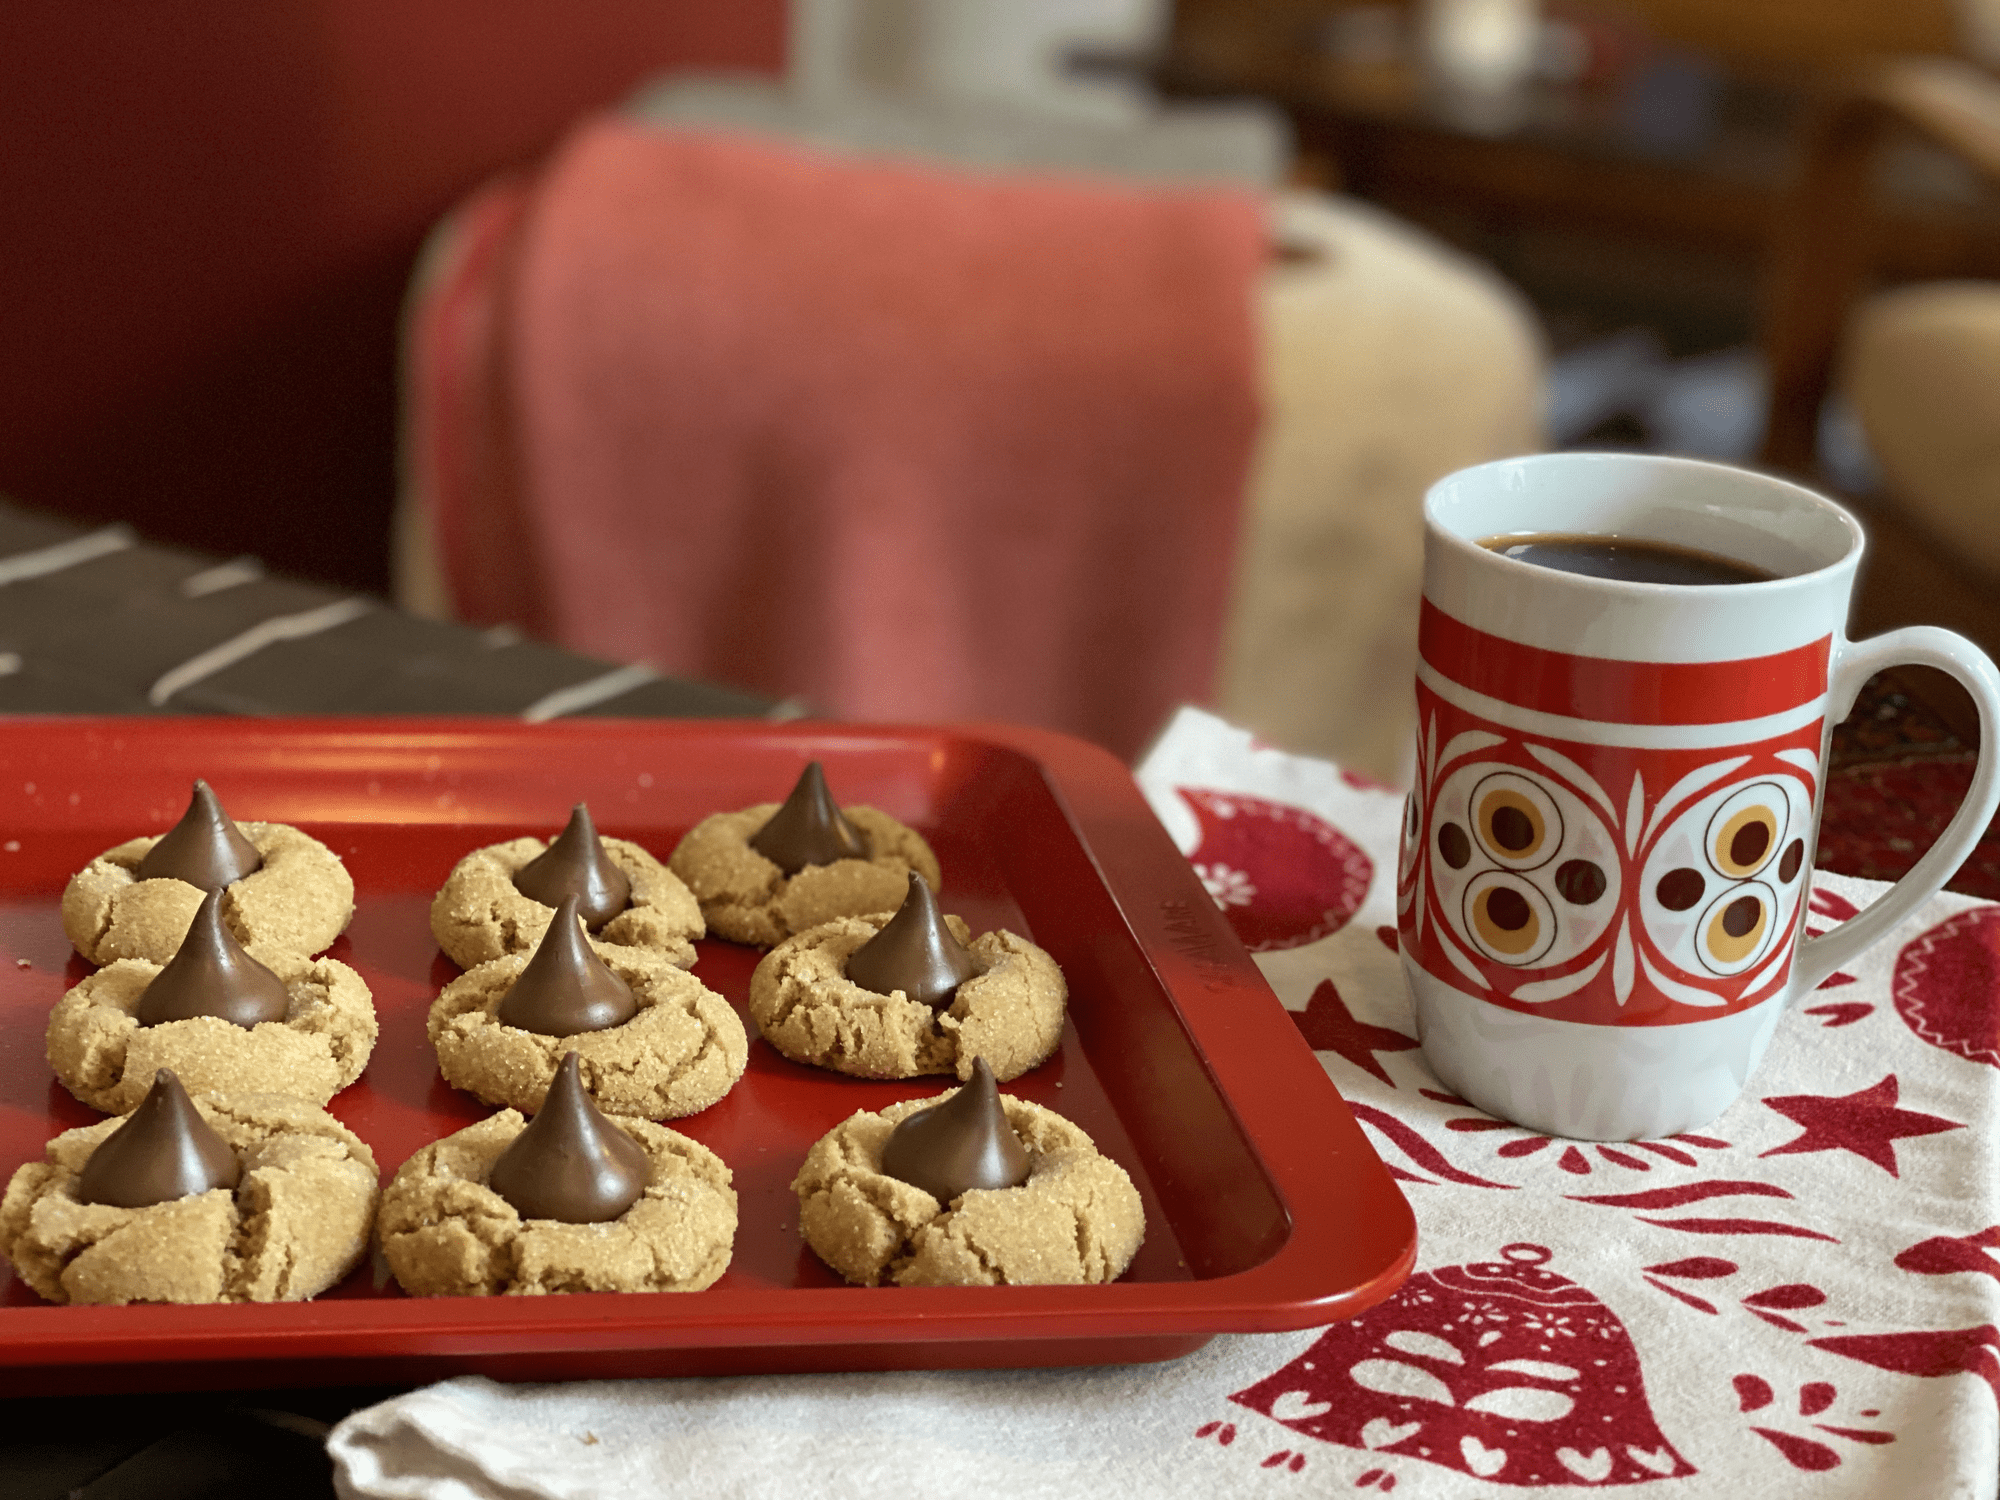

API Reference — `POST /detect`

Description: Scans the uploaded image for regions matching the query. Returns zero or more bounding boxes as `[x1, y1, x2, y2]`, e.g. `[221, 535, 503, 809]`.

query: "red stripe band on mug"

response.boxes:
[1420, 603, 1832, 726]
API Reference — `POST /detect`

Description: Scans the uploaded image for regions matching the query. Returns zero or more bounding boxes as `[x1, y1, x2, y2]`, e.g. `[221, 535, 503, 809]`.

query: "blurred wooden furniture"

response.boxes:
[1611, 0, 1959, 66]
[1157, 17, 2000, 325]
[1160, 31, 1791, 261]
[1759, 57, 2000, 740]
[1762, 58, 2000, 471]
[1169, 0, 1962, 75]
[1159, 6, 2000, 753]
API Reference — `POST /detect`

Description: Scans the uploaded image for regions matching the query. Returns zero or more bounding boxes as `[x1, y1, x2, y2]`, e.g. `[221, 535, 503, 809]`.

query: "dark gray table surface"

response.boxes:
[0, 501, 780, 721]
[0, 499, 779, 1497]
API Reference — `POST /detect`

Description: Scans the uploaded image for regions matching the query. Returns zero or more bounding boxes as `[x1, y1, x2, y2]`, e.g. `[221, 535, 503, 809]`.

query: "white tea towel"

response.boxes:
[330, 706, 1999, 1499]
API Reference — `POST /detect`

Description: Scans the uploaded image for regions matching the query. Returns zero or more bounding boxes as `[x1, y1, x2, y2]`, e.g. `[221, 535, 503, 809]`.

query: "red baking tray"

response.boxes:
[0, 718, 1415, 1393]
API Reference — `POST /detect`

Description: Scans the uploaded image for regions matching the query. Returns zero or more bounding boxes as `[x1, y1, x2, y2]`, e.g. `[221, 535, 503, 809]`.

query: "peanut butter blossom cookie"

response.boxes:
[378, 1051, 737, 1296]
[429, 895, 747, 1119]
[46, 888, 378, 1112]
[0, 1069, 379, 1305]
[61, 779, 355, 966]
[668, 761, 942, 946]
[749, 872, 1065, 1081]
[794, 1059, 1144, 1287]
[430, 803, 703, 970]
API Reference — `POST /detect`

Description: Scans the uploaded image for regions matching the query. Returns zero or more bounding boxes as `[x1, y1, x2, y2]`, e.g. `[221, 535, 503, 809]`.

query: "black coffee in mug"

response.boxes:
[1480, 532, 1776, 586]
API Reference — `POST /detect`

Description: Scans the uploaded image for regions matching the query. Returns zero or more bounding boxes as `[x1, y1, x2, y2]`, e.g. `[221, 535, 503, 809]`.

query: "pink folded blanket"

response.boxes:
[411, 119, 1264, 758]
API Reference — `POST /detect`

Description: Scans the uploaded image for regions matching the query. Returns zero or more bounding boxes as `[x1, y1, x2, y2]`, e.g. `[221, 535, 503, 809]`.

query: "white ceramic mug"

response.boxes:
[1395, 452, 2000, 1140]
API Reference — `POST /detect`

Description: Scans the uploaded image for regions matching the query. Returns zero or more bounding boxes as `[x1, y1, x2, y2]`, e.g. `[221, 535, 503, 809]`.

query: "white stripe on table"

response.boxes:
[0, 526, 133, 586]
[520, 663, 658, 723]
[147, 597, 373, 707]
[179, 556, 265, 597]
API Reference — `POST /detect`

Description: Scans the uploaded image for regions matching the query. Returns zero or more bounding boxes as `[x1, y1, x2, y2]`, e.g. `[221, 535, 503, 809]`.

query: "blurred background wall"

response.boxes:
[8, 0, 2000, 667]
[0, 2, 785, 592]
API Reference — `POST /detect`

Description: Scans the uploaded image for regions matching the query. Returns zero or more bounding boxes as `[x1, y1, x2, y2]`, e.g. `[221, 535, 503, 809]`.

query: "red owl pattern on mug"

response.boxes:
[1141, 700, 1996, 1495]
[1397, 608, 1828, 1026]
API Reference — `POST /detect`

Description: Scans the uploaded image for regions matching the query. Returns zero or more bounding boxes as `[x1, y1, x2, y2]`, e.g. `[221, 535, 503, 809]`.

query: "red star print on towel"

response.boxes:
[1760, 1075, 1962, 1175]
[1292, 979, 1419, 1087]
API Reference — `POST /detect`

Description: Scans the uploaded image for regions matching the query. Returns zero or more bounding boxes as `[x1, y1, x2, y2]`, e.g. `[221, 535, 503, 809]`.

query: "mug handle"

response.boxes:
[1790, 626, 2000, 994]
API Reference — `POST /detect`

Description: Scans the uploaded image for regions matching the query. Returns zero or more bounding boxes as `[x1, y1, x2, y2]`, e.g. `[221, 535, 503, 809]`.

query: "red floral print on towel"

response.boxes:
[1810, 1326, 2000, 1403]
[1897, 1226, 2000, 1281]
[1892, 906, 2000, 1068]
[1178, 787, 1373, 951]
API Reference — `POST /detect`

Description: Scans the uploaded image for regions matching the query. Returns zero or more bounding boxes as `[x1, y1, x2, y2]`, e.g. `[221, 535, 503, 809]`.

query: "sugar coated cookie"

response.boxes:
[45, 951, 377, 1114]
[749, 912, 1065, 1081]
[0, 1090, 378, 1305]
[377, 1107, 736, 1296]
[794, 1088, 1144, 1287]
[429, 945, 748, 1119]
[668, 776, 941, 947]
[430, 820, 703, 971]
[62, 821, 354, 967]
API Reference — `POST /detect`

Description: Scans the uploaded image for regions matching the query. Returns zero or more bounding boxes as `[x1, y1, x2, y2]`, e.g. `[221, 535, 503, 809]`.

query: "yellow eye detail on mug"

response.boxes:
[1465, 872, 1556, 965]
[1696, 882, 1777, 975]
[1470, 772, 1562, 869]
[1706, 782, 1787, 880]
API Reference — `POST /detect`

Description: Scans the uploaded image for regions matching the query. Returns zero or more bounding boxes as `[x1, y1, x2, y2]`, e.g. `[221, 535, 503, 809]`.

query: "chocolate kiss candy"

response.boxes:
[879, 1057, 1030, 1204]
[497, 894, 638, 1035]
[511, 803, 631, 930]
[136, 887, 291, 1028]
[136, 779, 263, 890]
[488, 1050, 650, 1223]
[748, 761, 869, 874]
[75, 1068, 241, 1209]
[845, 871, 980, 1010]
